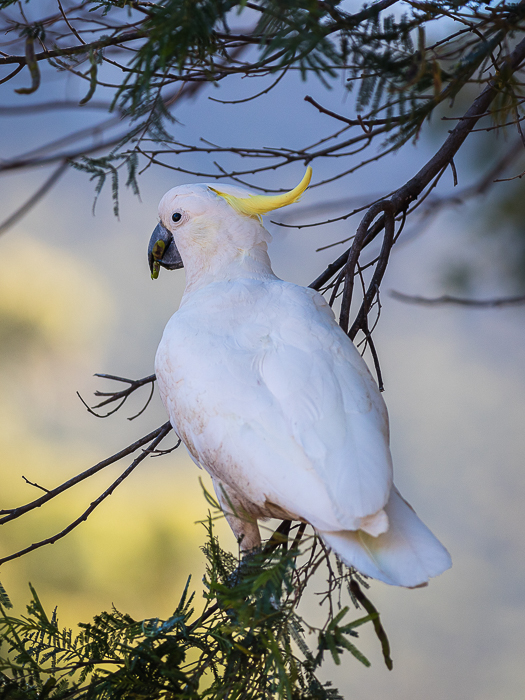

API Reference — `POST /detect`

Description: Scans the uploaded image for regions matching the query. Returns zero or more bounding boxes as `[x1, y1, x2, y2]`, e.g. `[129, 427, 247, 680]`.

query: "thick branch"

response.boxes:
[309, 35, 525, 292]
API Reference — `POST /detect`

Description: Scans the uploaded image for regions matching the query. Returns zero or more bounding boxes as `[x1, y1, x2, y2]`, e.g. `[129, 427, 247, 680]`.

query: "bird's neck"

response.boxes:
[178, 216, 278, 298]
[181, 240, 277, 298]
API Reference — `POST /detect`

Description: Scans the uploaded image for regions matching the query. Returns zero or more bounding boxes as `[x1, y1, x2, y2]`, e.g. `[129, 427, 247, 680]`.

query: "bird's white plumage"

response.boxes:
[153, 180, 452, 587]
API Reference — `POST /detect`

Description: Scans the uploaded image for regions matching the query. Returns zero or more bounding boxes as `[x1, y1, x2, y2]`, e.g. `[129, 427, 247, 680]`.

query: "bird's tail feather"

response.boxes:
[319, 486, 452, 588]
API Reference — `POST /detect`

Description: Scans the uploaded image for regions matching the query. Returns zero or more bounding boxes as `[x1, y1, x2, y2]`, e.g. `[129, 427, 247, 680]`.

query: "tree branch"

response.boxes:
[77, 373, 156, 420]
[339, 201, 395, 334]
[0, 422, 173, 567]
[0, 422, 170, 524]
[390, 291, 525, 307]
[309, 34, 525, 293]
[0, 30, 146, 66]
[0, 161, 69, 236]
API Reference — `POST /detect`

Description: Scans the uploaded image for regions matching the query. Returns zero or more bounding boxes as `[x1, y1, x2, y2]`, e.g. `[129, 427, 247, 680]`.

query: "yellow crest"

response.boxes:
[209, 167, 312, 219]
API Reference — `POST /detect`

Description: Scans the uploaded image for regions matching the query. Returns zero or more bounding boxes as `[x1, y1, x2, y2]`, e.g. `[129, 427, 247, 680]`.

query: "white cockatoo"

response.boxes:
[148, 168, 451, 588]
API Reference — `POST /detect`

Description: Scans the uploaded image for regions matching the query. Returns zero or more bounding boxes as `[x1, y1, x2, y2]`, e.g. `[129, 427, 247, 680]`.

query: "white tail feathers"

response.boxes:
[320, 486, 452, 588]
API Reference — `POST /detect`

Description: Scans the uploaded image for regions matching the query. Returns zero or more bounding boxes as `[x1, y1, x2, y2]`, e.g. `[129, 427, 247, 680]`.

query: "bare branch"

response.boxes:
[0, 29, 146, 66]
[0, 161, 69, 236]
[309, 35, 525, 292]
[77, 373, 156, 419]
[339, 201, 395, 335]
[304, 95, 402, 128]
[21, 476, 49, 494]
[390, 291, 525, 307]
[0, 63, 23, 85]
[0, 422, 170, 524]
[0, 422, 173, 567]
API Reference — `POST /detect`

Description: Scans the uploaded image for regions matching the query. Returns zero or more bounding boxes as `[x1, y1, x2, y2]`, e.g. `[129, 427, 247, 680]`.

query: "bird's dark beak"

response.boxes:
[148, 223, 184, 279]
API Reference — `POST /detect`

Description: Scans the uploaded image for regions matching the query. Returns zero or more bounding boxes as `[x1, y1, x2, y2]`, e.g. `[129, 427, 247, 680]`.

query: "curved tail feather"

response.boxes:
[320, 486, 452, 588]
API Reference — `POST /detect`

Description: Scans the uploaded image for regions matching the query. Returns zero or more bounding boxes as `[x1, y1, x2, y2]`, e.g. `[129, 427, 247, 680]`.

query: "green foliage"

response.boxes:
[3, 1, 522, 211]
[70, 152, 140, 217]
[118, 0, 240, 110]
[0, 520, 389, 699]
[111, 0, 525, 127]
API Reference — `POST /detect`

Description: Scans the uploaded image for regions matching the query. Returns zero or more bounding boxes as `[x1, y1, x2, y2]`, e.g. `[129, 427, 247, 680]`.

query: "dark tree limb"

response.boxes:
[0, 30, 147, 66]
[339, 201, 395, 335]
[348, 204, 395, 342]
[309, 34, 525, 293]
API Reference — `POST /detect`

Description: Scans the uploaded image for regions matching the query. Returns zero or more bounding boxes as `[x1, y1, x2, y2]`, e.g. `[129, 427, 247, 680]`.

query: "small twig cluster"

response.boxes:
[77, 372, 156, 420]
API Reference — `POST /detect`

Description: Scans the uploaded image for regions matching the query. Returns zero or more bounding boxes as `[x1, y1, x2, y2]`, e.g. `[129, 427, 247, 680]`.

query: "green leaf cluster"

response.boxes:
[0, 519, 387, 699]
[3, 0, 519, 206]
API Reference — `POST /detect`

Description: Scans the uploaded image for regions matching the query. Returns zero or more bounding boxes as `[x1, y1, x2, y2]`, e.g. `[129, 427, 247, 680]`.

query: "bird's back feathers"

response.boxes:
[158, 278, 392, 532]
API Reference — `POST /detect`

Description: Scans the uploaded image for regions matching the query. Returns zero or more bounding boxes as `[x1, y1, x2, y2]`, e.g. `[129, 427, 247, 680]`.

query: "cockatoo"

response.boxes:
[148, 168, 451, 588]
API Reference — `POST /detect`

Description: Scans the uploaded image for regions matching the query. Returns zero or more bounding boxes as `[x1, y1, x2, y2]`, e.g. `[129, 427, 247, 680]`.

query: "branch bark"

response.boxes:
[309, 34, 525, 292]
[0, 30, 146, 67]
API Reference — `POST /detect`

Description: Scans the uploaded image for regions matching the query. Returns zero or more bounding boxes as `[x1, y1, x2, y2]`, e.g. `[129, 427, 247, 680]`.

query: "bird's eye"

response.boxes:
[172, 212, 182, 223]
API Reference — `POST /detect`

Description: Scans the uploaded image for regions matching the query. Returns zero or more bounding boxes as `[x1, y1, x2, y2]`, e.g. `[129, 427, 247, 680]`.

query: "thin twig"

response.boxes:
[304, 95, 402, 128]
[21, 476, 49, 494]
[76, 373, 156, 419]
[0, 423, 173, 567]
[0, 161, 69, 236]
[0, 423, 171, 524]
[390, 291, 525, 307]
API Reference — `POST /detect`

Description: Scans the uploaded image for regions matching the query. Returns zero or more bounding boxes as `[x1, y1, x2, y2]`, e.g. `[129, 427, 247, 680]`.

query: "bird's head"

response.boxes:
[148, 167, 312, 281]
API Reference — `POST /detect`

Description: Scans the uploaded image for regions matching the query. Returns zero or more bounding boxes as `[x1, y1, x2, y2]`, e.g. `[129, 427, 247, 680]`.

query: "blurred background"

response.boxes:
[1, 5, 525, 698]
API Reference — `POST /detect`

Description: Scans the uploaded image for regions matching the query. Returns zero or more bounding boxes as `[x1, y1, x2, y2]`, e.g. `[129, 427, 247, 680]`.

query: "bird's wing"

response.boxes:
[254, 283, 393, 528]
[155, 279, 392, 532]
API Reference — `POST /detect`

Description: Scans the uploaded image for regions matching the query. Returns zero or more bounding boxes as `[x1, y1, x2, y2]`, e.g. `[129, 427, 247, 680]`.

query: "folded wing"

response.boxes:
[156, 279, 394, 532]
